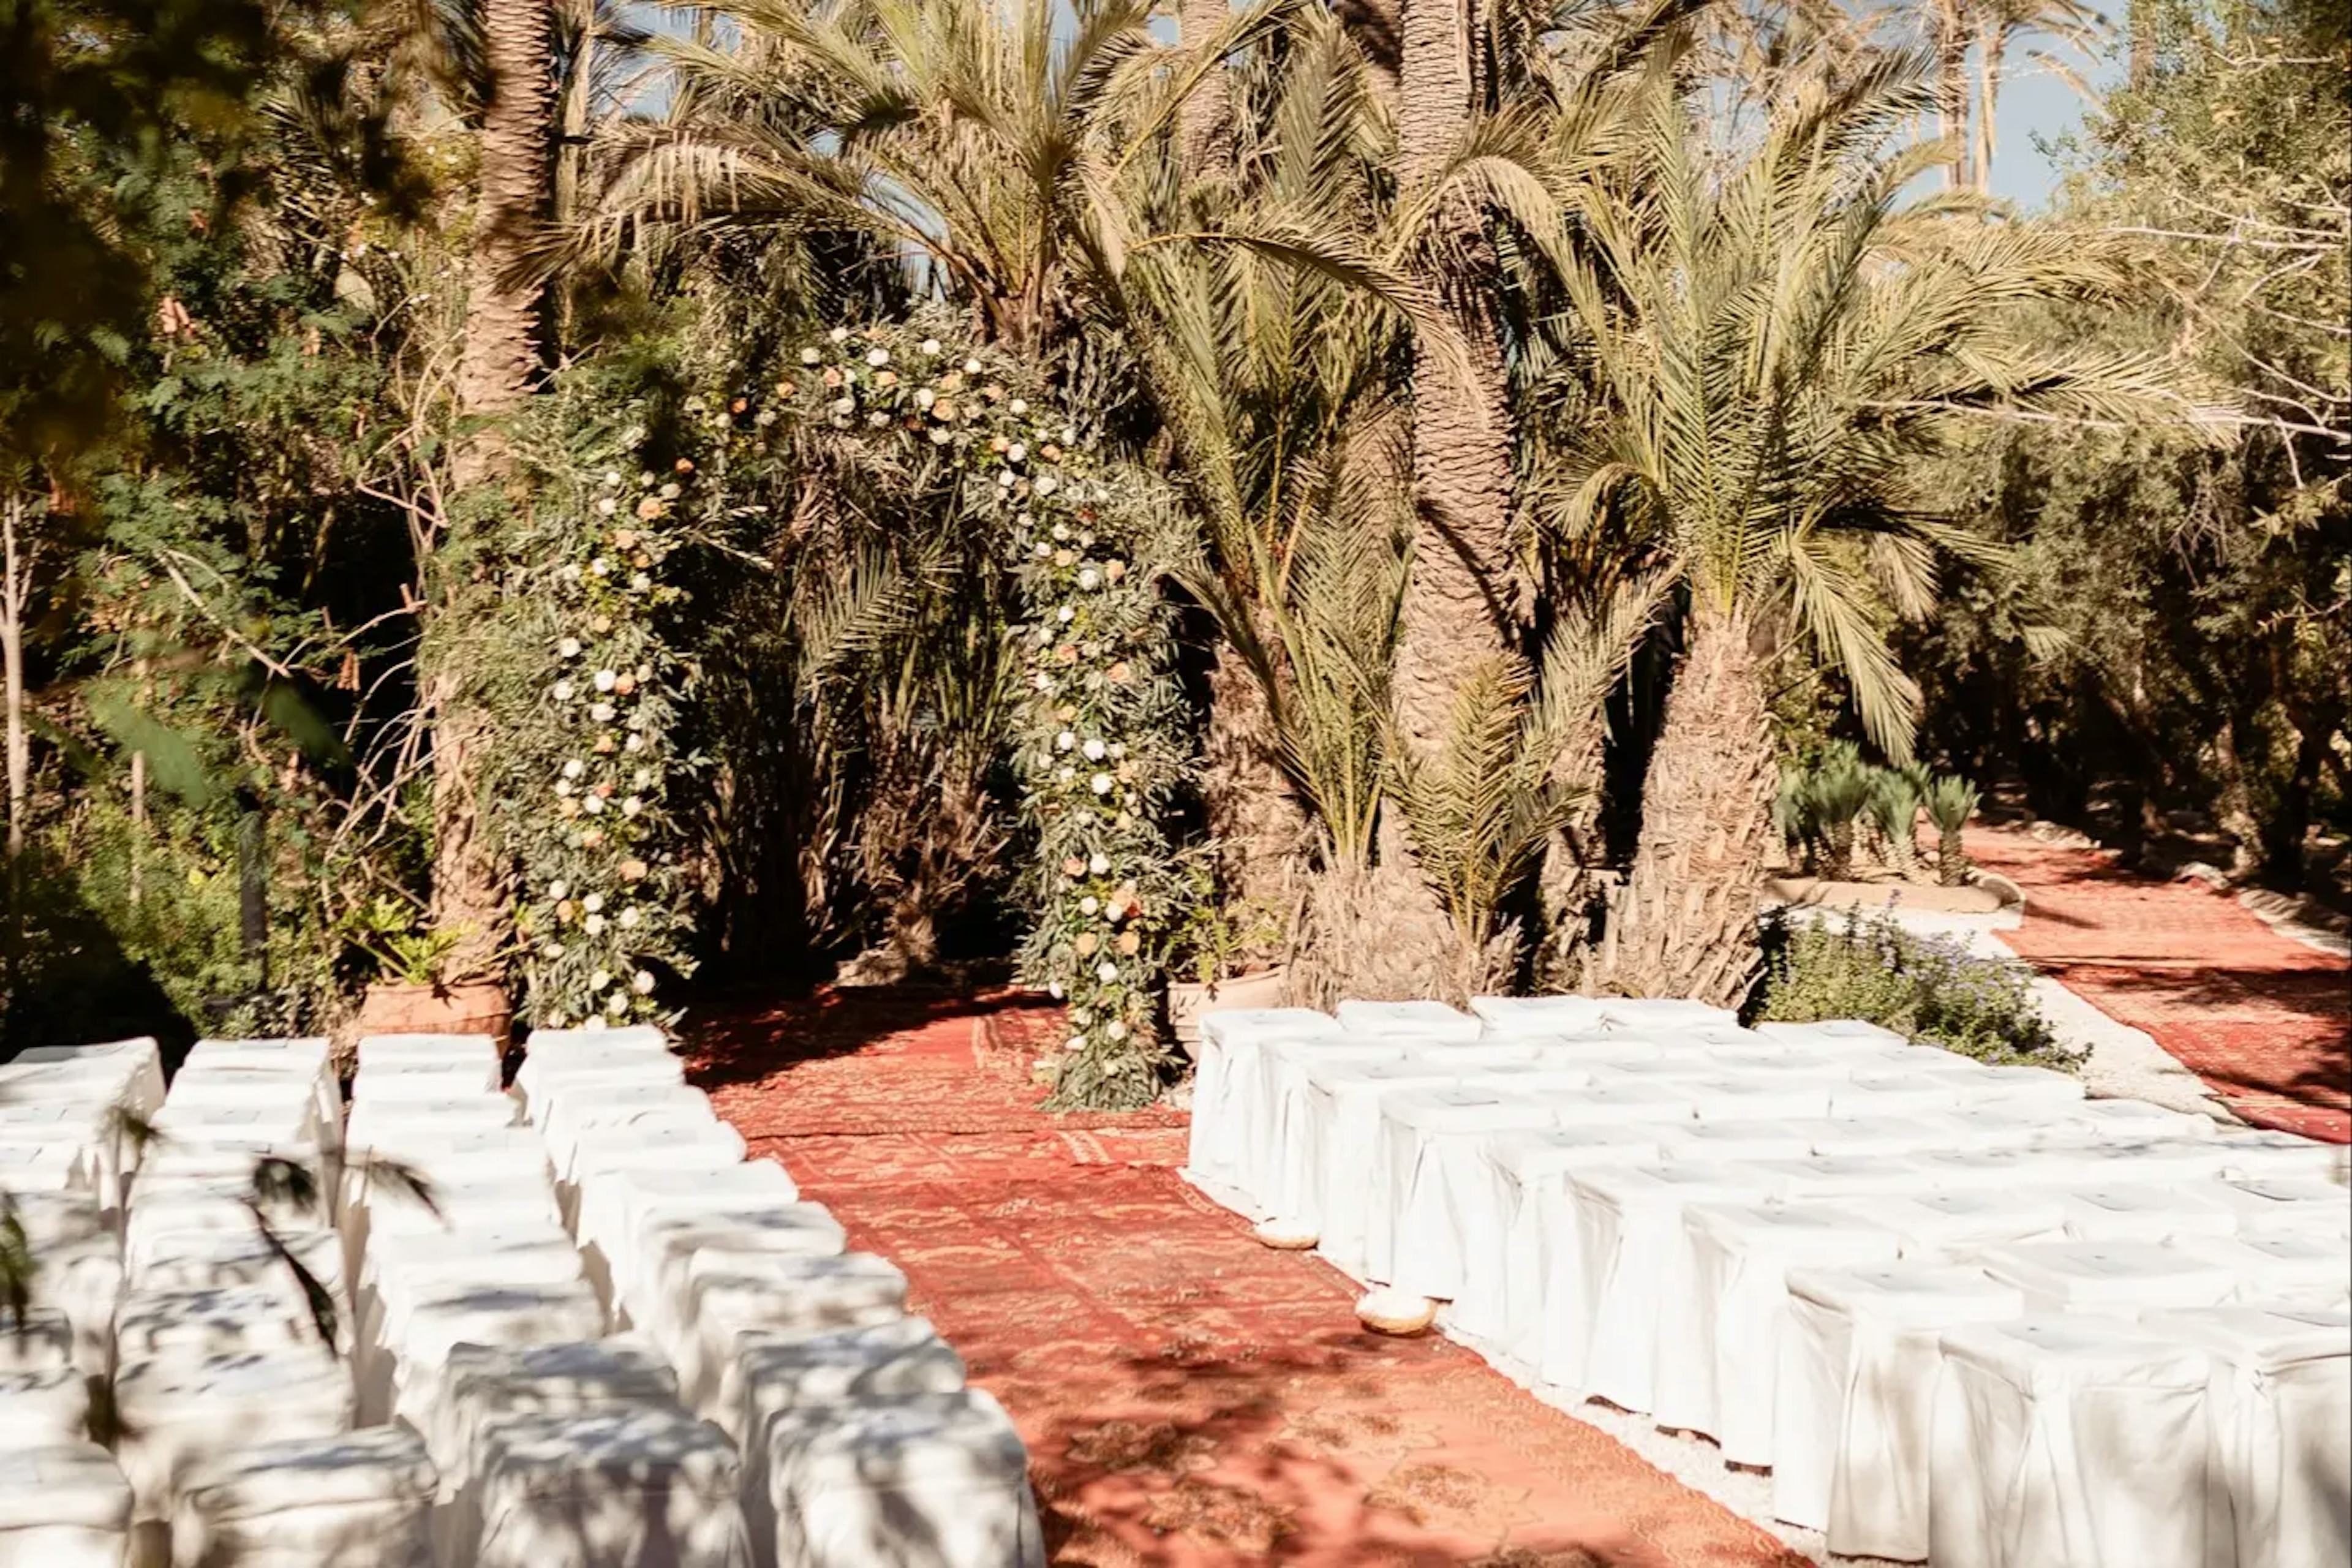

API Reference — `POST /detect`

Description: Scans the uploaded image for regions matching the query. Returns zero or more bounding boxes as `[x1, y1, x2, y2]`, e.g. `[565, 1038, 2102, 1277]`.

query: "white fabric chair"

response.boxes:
[1931, 1316, 2218, 1568]
[669, 1252, 908, 1423]
[760, 1390, 1041, 1568]
[1973, 1240, 2240, 1314]
[355, 1031, 500, 1074]
[514, 1047, 686, 1128]
[2058, 1183, 2241, 1242]
[1598, 1000, 1738, 1030]
[559, 1126, 748, 1235]
[2207, 1130, 2350, 1183]
[0, 1307, 74, 1375]
[135, 1228, 344, 1322]
[1748, 1155, 1935, 1202]
[1667, 1204, 1900, 1460]
[1970, 1064, 2089, 1110]
[1774, 1262, 2026, 1552]
[2179, 1232, 2352, 1306]
[1924, 1107, 2069, 1153]
[114, 1351, 356, 1526]
[21, 1230, 121, 1379]
[1298, 1060, 1471, 1273]
[1650, 1120, 1815, 1164]
[730, 1317, 965, 1446]
[9, 1036, 165, 1115]
[628, 1204, 848, 1346]
[1362, 1088, 1557, 1302]
[1654, 1072, 1842, 1123]
[115, 1284, 331, 1365]
[1755, 1019, 1908, 1049]
[1828, 1069, 1971, 1117]
[2141, 1305, 2350, 1568]
[2056, 1098, 2217, 1142]
[1333, 1000, 1480, 1039]
[540, 1085, 718, 1178]
[472, 1406, 751, 1568]
[1779, 1115, 1962, 1159]
[1182, 1008, 1341, 1200]
[348, 1062, 505, 1103]
[0, 1442, 132, 1568]
[1448, 1125, 1664, 1357]
[375, 1278, 606, 1430]
[1554, 1162, 1768, 1408]
[0, 1368, 90, 1448]
[181, 1036, 340, 1147]
[0, 1140, 98, 1201]
[575, 1161, 799, 1306]
[352, 1224, 585, 1414]
[1245, 1039, 1411, 1237]
[170, 1423, 436, 1568]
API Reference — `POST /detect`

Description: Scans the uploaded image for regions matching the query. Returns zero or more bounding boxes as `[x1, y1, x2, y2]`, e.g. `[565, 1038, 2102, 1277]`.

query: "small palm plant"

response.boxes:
[1924, 774, 1983, 886]
[1804, 745, 1875, 880]
[1867, 766, 1927, 878]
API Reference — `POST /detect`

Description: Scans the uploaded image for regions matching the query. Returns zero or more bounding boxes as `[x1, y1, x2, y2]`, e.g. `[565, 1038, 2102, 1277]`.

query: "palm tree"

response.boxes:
[1560, 58, 2185, 1003]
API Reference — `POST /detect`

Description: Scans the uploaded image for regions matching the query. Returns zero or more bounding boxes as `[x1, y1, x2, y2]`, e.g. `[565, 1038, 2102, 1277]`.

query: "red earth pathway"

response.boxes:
[692, 990, 1811, 1568]
[1967, 823, 2352, 1142]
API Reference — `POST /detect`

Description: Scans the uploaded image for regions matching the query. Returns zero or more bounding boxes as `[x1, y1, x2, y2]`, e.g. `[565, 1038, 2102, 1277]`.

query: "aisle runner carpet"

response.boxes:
[1968, 824, 2352, 1143]
[693, 990, 1811, 1568]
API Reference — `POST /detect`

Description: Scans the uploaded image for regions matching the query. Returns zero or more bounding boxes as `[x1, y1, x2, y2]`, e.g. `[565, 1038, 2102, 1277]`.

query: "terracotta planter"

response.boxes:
[1166, 965, 1289, 1048]
[352, 979, 513, 1047]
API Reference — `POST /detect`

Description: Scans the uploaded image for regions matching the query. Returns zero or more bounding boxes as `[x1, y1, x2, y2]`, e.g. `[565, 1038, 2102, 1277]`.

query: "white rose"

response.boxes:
[625, 734, 644, 752]
[1105, 902, 1124, 924]
[801, 347, 822, 364]
[631, 573, 652, 592]
[1057, 766, 1076, 783]
[584, 894, 604, 913]
[1088, 853, 1110, 874]
[1009, 398, 1028, 415]
[560, 760, 582, 781]
[543, 940, 566, 959]
[1055, 731, 1076, 752]
[554, 780, 574, 797]
[865, 347, 889, 366]
[1106, 1020, 1126, 1041]
[553, 680, 575, 701]
[829, 327, 850, 343]
[1061, 424, 1077, 444]
[603, 470, 622, 487]
[633, 769, 654, 790]
[560, 564, 582, 582]
[590, 968, 612, 991]
[1064, 1033, 1087, 1052]
[633, 970, 656, 994]
[637, 664, 652, 680]
[963, 358, 982, 374]
[1052, 523, 1070, 541]
[1032, 673, 1054, 693]
[596, 497, 617, 516]
[1078, 568, 1100, 590]
[929, 429, 951, 445]
[1082, 739, 1106, 761]
[1079, 897, 1099, 914]
[584, 913, 606, 935]
[1034, 477, 1057, 497]
[997, 470, 1014, 488]
[1096, 961, 1118, 983]
[582, 794, 605, 815]
[591, 557, 612, 576]
[605, 990, 628, 1015]
[590, 702, 616, 722]
[660, 482, 680, 500]
[1107, 743, 1127, 760]
[594, 669, 617, 692]
[830, 396, 854, 415]
[622, 796, 643, 817]
[1056, 605, 1074, 623]
[920, 338, 941, 355]
[619, 907, 641, 929]
[1089, 773, 1113, 794]
[1047, 981, 1065, 1000]
[1007, 442, 1026, 462]
[548, 880, 569, 900]
[558, 637, 581, 658]
[915, 387, 935, 408]
[1033, 543, 1050, 558]
[867, 411, 890, 428]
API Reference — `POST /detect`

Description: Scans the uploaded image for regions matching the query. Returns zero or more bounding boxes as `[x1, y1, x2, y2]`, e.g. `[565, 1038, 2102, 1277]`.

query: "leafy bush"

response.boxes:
[1755, 905, 2079, 1068]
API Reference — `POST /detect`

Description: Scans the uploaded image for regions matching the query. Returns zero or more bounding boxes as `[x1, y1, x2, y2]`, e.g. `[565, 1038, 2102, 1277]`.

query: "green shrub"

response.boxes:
[1755, 906, 2080, 1069]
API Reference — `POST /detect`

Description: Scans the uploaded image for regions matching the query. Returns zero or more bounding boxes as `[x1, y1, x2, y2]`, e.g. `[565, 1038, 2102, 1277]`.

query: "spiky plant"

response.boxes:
[1805, 749, 1876, 880]
[1867, 764, 1926, 877]
[1553, 54, 2188, 1004]
[1924, 774, 1983, 886]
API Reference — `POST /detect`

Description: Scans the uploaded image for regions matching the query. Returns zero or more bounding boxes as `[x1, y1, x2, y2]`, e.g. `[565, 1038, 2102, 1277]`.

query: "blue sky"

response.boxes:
[1985, 29, 2121, 206]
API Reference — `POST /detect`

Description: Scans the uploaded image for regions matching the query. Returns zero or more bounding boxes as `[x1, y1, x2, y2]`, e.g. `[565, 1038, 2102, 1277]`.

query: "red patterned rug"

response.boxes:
[692, 989, 1812, 1568]
[1967, 826, 2351, 1143]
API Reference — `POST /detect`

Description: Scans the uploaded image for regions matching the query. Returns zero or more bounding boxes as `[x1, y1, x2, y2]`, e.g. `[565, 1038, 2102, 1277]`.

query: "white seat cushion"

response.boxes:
[760, 1390, 1040, 1568]
[628, 1204, 848, 1346]
[2058, 1183, 2241, 1242]
[2203, 1178, 2352, 1239]
[1838, 1189, 2071, 1256]
[1333, 1000, 1480, 1039]
[2178, 1232, 2352, 1306]
[1468, 996, 1616, 1035]
[2207, 1131, 2349, 1183]
[1973, 1240, 2240, 1314]
[671, 1253, 908, 1422]
[0, 1368, 91, 1449]
[115, 1351, 356, 1522]
[1932, 1316, 2217, 1568]
[0, 1442, 132, 1568]
[1775, 1262, 2025, 1552]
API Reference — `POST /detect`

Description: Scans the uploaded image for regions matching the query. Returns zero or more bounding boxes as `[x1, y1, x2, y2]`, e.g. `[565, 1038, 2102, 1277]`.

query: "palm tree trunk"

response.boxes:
[1204, 627, 1307, 915]
[1936, 2, 1973, 190]
[1, 495, 28, 860]
[1972, 21, 2006, 189]
[1178, 0, 1234, 177]
[1585, 607, 1776, 1007]
[431, 0, 551, 981]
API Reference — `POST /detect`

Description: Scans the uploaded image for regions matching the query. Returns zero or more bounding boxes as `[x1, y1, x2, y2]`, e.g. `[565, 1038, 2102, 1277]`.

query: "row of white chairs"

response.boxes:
[1184, 997, 2351, 1567]
[2, 1028, 1041, 1568]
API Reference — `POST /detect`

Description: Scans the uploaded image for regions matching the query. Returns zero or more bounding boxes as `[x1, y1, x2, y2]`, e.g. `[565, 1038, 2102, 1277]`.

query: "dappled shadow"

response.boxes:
[686, 984, 1053, 1091]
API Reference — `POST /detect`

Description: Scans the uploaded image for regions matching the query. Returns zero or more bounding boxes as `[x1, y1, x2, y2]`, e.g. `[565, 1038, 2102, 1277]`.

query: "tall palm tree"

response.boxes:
[430, 0, 554, 984]
[1560, 57, 2185, 1003]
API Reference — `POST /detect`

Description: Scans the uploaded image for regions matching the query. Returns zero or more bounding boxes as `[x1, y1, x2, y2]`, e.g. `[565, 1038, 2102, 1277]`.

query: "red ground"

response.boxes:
[1968, 824, 2352, 1143]
[691, 990, 1812, 1568]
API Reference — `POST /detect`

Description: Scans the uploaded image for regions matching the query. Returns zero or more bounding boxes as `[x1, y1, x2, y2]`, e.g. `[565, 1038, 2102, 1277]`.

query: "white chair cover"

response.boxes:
[377, 1278, 606, 1430]
[1828, 1069, 1972, 1117]
[1755, 1019, 1908, 1049]
[1650, 1120, 1815, 1164]
[114, 1351, 356, 1523]
[1667, 1204, 1900, 1460]
[355, 1031, 500, 1074]
[349, 1061, 505, 1102]
[1931, 1316, 2217, 1568]
[1839, 1189, 2071, 1256]
[1247, 1039, 1411, 1234]
[2056, 1098, 2215, 1142]
[2179, 1232, 2352, 1306]
[1925, 1107, 2068, 1153]
[353, 1224, 584, 1412]
[1654, 1072, 1842, 1122]
[472, 1407, 751, 1568]
[1970, 1064, 2089, 1110]
[115, 1284, 329, 1365]
[1747, 1155, 1935, 1202]
[0, 1368, 89, 1449]
[2203, 1177, 2352, 1239]
[1461, 1126, 1664, 1362]
[1363, 1088, 1558, 1301]
[171, 1423, 435, 1568]
[760, 1390, 1041, 1568]
[1297, 1061, 1468, 1272]
[627, 1204, 847, 1346]
[1182, 1009, 1342, 1200]
[1555, 1163, 1768, 1407]
[0, 1442, 132, 1568]
[21, 1231, 121, 1378]
[1774, 1262, 2026, 1553]
[670, 1252, 908, 1422]
[559, 1126, 748, 1235]
[730, 1318, 965, 1444]
[514, 1048, 685, 1127]
[575, 1161, 799, 1303]
[0, 1307, 73, 1374]
[2207, 1130, 2350, 1183]
[1597, 1000, 1737, 1029]
[2141, 1305, 2351, 1568]
[1468, 996, 1616, 1035]
[540, 1085, 717, 1177]
[2058, 1183, 2241, 1242]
